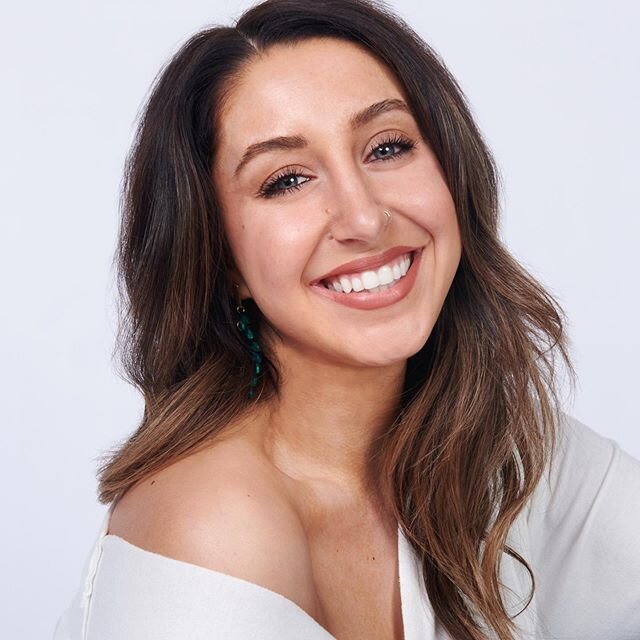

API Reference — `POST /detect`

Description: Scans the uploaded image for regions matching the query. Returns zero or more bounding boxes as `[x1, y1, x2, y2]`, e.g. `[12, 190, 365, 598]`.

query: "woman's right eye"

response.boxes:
[257, 169, 311, 199]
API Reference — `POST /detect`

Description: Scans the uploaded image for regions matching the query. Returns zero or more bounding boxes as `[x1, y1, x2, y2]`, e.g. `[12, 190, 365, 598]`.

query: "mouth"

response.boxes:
[309, 246, 424, 310]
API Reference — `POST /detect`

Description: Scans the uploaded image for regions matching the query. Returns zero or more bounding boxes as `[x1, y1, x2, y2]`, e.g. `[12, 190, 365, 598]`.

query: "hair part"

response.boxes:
[97, 2, 576, 638]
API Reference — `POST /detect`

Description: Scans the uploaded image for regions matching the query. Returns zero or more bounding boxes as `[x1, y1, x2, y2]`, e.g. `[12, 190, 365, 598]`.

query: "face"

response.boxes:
[213, 37, 461, 368]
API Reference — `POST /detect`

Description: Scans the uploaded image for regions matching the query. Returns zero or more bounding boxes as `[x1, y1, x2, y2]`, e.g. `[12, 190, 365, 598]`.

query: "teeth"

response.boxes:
[323, 252, 412, 293]
[338, 276, 351, 293]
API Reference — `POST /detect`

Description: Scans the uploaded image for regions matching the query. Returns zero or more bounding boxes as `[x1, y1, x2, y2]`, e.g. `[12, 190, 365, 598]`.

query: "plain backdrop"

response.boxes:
[1, 1, 638, 638]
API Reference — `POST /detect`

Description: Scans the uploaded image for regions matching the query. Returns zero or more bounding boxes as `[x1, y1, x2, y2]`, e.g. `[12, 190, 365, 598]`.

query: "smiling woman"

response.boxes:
[53, 1, 640, 640]
[213, 35, 461, 373]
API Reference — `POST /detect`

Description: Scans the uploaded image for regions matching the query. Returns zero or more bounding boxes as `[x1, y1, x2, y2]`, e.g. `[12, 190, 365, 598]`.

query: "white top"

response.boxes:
[53, 412, 640, 640]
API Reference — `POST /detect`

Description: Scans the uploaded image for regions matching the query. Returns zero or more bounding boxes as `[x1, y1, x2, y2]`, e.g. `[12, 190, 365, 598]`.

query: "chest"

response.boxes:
[305, 516, 405, 640]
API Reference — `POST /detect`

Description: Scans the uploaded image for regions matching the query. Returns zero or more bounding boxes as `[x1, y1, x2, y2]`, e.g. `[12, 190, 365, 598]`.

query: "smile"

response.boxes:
[310, 247, 424, 310]
[320, 251, 412, 293]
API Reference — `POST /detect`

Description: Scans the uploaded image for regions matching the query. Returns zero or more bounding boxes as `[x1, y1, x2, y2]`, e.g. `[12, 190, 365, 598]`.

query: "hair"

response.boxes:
[96, 1, 576, 638]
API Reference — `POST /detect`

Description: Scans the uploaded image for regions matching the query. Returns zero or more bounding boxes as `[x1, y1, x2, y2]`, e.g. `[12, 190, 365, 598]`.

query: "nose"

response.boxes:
[324, 169, 390, 244]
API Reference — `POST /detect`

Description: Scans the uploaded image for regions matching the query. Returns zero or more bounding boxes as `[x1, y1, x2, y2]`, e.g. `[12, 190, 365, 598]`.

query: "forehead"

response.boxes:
[217, 37, 408, 149]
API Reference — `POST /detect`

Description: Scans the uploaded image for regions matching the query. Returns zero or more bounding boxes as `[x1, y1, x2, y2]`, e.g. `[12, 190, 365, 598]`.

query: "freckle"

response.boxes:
[373, 556, 375, 560]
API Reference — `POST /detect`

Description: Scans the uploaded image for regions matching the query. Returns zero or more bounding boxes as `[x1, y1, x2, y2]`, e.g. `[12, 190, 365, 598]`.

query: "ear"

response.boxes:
[228, 268, 252, 302]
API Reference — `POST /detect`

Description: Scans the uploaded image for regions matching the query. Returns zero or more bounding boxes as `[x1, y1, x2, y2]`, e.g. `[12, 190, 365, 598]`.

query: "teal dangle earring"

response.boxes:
[234, 286, 262, 399]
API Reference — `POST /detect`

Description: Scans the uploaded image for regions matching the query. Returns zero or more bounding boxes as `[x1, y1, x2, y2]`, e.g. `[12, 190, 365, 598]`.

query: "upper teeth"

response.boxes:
[322, 252, 412, 293]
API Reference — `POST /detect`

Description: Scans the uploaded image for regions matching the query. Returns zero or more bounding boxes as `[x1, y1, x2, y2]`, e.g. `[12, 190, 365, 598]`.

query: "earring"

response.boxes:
[233, 287, 262, 400]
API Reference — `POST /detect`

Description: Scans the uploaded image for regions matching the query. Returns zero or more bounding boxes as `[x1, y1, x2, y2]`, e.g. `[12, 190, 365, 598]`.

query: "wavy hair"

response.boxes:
[96, 1, 576, 638]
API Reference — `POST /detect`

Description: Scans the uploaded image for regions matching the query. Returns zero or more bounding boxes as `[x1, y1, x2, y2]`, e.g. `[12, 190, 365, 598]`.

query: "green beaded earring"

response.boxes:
[235, 300, 262, 399]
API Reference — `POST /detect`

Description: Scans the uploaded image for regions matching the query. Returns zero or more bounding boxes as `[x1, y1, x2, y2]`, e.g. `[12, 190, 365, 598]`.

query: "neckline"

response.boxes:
[96, 505, 412, 639]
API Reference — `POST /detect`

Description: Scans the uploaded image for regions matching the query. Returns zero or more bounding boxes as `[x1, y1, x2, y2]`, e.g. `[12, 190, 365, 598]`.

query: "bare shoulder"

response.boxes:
[108, 435, 322, 618]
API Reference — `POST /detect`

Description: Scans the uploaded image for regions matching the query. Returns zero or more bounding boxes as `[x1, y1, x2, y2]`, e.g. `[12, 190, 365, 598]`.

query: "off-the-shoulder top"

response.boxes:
[53, 413, 640, 639]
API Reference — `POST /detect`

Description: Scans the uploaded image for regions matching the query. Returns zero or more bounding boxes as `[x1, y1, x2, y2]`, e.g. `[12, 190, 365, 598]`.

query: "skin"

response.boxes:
[213, 36, 462, 507]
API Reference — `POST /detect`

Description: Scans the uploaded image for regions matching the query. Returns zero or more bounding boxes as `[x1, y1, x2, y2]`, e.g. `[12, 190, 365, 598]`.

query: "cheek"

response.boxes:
[231, 208, 318, 291]
[399, 169, 459, 239]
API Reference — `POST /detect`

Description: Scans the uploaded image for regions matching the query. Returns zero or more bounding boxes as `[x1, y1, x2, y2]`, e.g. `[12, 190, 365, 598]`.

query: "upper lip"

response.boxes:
[311, 245, 421, 284]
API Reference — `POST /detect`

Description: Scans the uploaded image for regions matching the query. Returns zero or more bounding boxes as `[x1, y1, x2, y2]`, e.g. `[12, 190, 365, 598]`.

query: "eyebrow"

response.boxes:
[232, 98, 412, 180]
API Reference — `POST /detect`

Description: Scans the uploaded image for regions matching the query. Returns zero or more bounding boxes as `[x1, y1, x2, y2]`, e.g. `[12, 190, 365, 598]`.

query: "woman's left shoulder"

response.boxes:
[521, 411, 640, 638]
[554, 410, 633, 460]
[528, 410, 640, 524]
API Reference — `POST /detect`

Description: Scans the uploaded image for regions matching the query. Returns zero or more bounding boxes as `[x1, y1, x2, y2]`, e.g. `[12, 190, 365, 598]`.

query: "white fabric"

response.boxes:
[52, 412, 640, 639]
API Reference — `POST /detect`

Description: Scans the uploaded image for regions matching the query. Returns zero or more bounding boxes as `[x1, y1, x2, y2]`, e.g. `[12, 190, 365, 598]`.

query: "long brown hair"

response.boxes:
[97, 1, 576, 638]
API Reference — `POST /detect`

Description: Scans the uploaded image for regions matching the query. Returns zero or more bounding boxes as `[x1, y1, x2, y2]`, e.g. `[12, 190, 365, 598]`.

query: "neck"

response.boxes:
[254, 338, 406, 501]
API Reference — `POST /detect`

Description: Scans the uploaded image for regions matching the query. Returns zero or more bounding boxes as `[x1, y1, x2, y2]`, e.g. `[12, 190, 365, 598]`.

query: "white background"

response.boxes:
[1, 1, 637, 638]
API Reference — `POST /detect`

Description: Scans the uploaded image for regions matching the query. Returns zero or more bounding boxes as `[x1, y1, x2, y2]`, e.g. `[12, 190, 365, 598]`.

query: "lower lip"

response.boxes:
[310, 248, 423, 310]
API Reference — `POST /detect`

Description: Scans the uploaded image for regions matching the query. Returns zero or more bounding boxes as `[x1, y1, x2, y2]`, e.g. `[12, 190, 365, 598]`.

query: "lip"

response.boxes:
[310, 245, 422, 285]
[310, 246, 424, 310]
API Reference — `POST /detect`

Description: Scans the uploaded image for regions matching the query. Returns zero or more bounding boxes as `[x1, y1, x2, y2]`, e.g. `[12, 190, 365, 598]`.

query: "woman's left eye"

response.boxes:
[256, 134, 417, 199]
[368, 134, 417, 162]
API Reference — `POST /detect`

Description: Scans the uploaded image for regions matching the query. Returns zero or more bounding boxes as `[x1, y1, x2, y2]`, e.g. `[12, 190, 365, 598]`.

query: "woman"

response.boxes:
[53, 1, 640, 639]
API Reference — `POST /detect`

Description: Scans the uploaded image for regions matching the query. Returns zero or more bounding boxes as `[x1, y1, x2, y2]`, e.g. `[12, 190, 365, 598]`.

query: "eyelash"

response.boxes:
[256, 134, 417, 199]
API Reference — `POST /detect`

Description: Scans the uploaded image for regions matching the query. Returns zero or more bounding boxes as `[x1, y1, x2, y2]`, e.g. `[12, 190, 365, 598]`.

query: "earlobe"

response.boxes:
[230, 277, 252, 303]
[227, 266, 251, 303]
